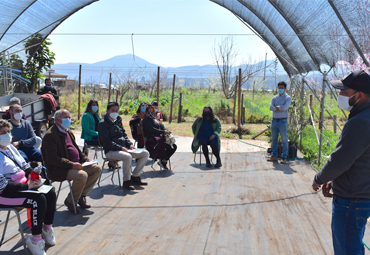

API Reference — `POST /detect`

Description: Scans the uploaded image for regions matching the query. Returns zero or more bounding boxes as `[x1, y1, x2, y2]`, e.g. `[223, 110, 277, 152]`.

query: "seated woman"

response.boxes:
[142, 104, 177, 170]
[129, 102, 146, 148]
[191, 106, 222, 167]
[81, 99, 116, 170]
[0, 120, 56, 255]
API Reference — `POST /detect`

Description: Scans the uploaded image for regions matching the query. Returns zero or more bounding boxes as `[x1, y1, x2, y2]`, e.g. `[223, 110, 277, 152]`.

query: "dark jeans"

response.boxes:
[201, 139, 220, 162]
[0, 188, 56, 235]
[19, 147, 42, 162]
[85, 136, 99, 146]
[332, 195, 370, 254]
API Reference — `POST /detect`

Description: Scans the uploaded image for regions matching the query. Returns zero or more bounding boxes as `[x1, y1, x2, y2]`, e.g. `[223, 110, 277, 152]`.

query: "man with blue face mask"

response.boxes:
[41, 109, 102, 214]
[37, 78, 59, 101]
[312, 70, 370, 254]
[268, 81, 291, 164]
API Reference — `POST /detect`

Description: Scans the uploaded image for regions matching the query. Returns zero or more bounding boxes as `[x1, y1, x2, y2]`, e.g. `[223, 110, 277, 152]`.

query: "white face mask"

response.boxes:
[0, 133, 12, 147]
[109, 112, 119, 120]
[337, 93, 358, 112]
[13, 112, 22, 121]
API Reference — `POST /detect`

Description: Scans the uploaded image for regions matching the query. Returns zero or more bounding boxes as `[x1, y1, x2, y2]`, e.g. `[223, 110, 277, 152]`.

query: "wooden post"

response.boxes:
[169, 74, 176, 124]
[238, 69, 242, 137]
[108, 73, 112, 102]
[178, 93, 182, 123]
[78, 65, 82, 120]
[333, 115, 337, 133]
[116, 90, 119, 104]
[157, 66, 160, 104]
[241, 94, 244, 124]
[232, 76, 238, 124]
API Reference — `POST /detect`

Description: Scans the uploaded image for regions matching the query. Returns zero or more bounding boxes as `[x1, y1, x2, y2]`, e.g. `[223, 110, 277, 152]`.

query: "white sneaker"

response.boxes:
[42, 227, 56, 246]
[26, 236, 46, 255]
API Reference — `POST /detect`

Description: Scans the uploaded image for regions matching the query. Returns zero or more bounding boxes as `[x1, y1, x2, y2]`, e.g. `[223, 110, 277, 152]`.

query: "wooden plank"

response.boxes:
[251, 127, 269, 139]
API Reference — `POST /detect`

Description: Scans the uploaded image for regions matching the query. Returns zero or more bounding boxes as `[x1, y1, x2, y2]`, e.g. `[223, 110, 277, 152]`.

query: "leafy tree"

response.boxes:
[24, 33, 56, 92]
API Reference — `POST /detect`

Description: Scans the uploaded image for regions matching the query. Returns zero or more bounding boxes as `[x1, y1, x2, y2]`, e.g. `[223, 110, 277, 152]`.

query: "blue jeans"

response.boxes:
[332, 195, 370, 255]
[271, 118, 288, 158]
[19, 147, 42, 162]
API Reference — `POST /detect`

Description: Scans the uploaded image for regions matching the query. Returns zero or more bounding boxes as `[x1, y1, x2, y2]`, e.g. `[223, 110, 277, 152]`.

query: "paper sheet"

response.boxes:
[82, 158, 101, 167]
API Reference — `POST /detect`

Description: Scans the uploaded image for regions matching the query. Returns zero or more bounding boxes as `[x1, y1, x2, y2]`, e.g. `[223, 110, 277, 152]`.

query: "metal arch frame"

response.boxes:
[266, 0, 322, 71]
[327, 0, 370, 68]
[0, 0, 38, 41]
[211, 0, 300, 77]
[235, 0, 303, 74]
[0, 0, 99, 55]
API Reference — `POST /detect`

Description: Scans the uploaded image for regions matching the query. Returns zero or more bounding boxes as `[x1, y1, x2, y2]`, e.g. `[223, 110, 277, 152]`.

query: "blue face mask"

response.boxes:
[278, 89, 285, 94]
[45, 85, 51, 88]
[92, 106, 99, 112]
[61, 118, 71, 129]
[140, 106, 146, 112]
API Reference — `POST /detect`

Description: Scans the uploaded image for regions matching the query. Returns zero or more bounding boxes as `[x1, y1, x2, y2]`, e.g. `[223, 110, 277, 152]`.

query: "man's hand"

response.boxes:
[85, 158, 91, 162]
[130, 145, 135, 149]
[72, 163, 83, 170]
[312, 179, 321, 191]
[12, 142, 19, 148]
[322, 181, 333, 197]
[209, 134, 216, 141]
[48, 91, 52, 94]
[121, 147, 128, 152]
[165, 130, 171, 135]
[274, 106, 282, 112]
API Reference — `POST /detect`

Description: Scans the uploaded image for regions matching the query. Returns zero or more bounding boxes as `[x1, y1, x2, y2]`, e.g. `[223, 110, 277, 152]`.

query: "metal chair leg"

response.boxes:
[0, 209, 28, 254]
[67, 180, 77, 215]
[0, 211, 10, 246]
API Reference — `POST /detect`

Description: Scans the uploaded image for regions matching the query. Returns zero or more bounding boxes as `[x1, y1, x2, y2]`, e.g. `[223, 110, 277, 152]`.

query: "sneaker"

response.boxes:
[280, 158, 287, 164]
[267, 156, 278, 161]
[42, 227, 56, 246]
[26, 236, 46, 255]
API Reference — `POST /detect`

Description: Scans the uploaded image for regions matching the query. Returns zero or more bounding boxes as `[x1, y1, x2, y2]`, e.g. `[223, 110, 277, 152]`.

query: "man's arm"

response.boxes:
[315, 118, 370, 184]
[98, 121, 123, 152]
[42, 133, 74, 169]
[278, 96, 292, 111]
[18, 121, 36, 147]
[269, 97, 277, 111]
[51, 88, 59, 101]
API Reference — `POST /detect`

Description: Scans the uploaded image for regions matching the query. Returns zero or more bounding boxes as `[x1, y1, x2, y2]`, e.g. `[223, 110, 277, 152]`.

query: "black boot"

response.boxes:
[123, 180, 135, 190]
[205, 156, 212, 167]
[215, 157, 222, 168]
[131, 176, 148, 186]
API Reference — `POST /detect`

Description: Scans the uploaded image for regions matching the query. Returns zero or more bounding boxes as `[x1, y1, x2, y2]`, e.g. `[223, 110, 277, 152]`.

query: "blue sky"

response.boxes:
[49, 0, 275, 67]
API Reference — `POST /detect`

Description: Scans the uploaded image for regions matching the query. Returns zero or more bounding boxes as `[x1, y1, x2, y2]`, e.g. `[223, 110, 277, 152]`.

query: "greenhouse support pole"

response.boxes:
[299, 77, 305, 150]
[318, 72, 327, 166]
[78, 65, 82, 120]
[328, 0, 370, 67]
[169, 74, 176, 124]
[238, 69, 242, 138]
[157, 66, 160, 105]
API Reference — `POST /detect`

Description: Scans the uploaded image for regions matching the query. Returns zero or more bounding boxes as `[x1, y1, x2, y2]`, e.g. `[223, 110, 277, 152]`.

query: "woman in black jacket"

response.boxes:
[142, 104, 177, 170]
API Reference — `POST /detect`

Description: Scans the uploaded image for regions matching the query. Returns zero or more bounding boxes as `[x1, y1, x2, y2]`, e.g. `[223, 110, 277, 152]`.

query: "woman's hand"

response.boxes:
[165, 130, 171, 134]
[27, 176, 41, 190]
[209, 134, 216, 141]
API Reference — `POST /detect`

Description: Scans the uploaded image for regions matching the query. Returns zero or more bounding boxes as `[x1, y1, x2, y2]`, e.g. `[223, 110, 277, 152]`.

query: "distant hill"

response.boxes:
[51, 54, 288, 89]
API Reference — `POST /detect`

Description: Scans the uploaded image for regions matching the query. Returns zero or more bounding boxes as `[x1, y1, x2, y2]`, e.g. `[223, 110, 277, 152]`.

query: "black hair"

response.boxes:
[277, 81, 287, 88]
[107, 102, 119, 111]
[136, 102, 147, 114]
[84, 99, 99, 114]
[145, 104, 155, 114]
[152, 101, 158, 106]
[202, 106, 216, 123]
